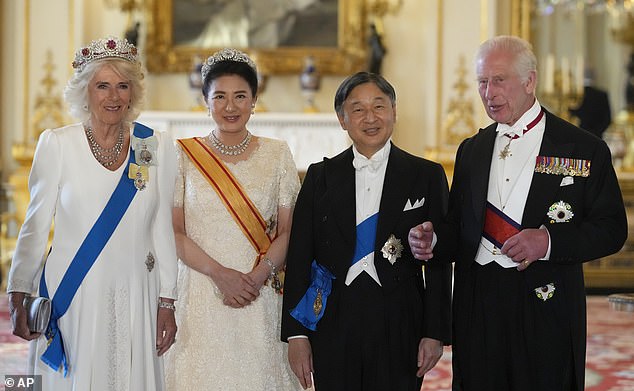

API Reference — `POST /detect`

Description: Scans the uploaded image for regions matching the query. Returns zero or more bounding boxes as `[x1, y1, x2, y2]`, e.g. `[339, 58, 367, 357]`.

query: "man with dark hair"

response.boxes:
[282, 72, 452, 391]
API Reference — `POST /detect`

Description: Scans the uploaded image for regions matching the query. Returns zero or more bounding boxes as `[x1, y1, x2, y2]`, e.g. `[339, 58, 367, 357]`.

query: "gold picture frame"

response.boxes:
[144, 0, 368, 75]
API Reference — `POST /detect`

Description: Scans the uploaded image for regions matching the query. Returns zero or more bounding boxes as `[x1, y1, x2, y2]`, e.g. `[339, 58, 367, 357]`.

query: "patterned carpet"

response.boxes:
[420, 296, 634, 391]
[0, 296, 632, 390]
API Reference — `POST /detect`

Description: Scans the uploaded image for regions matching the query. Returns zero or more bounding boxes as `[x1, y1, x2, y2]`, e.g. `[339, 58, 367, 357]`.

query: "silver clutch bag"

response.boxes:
[23, 295, 51, 334]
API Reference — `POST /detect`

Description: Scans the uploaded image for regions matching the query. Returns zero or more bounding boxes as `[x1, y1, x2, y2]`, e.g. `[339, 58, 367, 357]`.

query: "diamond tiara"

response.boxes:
[201, 48, 257, 80]
[72, 36, 138, 73]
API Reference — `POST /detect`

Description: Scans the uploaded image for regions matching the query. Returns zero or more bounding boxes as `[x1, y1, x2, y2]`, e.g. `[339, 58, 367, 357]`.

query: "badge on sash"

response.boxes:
[381, 234, 403, 265]
[313, 289, 323, 316]
[290, 261, 336, 331]
[131, 134, 158, 166]
[128, 163, 148, 191]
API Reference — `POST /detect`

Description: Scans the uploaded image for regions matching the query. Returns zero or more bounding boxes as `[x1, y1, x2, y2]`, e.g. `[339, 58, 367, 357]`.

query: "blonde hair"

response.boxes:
[64, 58, 146, 124]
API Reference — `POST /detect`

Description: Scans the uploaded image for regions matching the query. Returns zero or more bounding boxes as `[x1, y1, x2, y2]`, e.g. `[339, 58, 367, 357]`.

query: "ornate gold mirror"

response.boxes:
[516, 0, 634, 288]
[514, 0, 632, 117]
[144, 0, 368, 74]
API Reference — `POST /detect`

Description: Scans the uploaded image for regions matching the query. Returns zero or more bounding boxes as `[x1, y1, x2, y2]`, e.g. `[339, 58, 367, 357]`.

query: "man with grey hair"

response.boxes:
[409, 35, 627, 390]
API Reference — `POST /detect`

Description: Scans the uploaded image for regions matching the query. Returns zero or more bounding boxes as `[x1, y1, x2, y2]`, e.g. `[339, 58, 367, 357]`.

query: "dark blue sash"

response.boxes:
[289, 260, 336, 331]
[39, 122, 153, 375]
[351, 213, 378, 266]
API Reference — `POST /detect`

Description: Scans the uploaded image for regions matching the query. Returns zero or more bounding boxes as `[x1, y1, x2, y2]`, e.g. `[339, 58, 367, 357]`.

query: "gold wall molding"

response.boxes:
[441, 55, 477, 147]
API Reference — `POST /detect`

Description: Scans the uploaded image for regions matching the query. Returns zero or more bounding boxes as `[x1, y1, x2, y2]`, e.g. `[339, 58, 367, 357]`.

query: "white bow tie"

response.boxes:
[353, 154, 383, 172]
[498, 123, 523, 138]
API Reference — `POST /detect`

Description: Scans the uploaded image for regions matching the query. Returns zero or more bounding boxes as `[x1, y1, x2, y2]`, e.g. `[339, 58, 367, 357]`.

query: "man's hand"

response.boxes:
[501, 228, 549, 271]
[288, 338, 314, 389]
[416, 337, 443, 377]
[408, 221, 435, 261]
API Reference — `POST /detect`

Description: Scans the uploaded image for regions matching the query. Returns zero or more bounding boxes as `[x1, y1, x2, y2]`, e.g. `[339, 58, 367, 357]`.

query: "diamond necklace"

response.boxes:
[85, 125, 125, 167]
[209, 130, 252, 156]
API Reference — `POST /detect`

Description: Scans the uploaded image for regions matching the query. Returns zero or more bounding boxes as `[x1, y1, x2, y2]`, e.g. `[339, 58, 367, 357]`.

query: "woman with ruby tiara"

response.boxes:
[163, 48, 301, 390]
[6, 36, 178, 390]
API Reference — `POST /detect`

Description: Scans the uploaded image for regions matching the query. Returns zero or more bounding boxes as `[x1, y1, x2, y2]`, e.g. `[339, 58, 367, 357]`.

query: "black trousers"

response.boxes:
[452, 262, 576, 391]
[311, 272, 424, 391]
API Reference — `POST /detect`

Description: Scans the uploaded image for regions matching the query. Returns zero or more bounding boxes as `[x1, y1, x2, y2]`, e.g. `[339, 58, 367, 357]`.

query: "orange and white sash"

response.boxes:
[177, 137, 272, 267]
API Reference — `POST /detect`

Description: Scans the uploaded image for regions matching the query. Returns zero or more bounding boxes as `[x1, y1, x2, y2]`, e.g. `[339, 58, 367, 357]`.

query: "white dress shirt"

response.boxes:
[288, 142, 391, 342]
[345, 142, 391, 286]
[475, 99, 551, 268]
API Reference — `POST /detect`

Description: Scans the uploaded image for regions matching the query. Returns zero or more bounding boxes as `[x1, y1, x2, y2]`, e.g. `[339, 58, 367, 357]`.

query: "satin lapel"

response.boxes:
[376, 146, 410, 244]
[522, 120, 575, 228]
[470, 126, 497, 228]
[325, 148, 356, 246]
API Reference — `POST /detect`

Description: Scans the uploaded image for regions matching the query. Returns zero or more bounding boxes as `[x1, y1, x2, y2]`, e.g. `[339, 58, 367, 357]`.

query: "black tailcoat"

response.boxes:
[449, 109, 627, 390]
[282, 143, 452, 390]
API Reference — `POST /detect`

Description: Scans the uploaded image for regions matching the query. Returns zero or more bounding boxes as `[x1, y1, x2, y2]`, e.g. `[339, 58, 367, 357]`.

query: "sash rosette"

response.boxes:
[290, 260, 336, 331]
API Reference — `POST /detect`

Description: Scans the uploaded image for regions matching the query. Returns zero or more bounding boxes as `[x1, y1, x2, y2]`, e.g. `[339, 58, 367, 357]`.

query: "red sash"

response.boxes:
[482, 202, 521, 248]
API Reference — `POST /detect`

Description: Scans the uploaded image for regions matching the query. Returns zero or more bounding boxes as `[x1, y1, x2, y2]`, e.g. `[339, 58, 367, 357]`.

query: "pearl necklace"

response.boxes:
[209, 130, 252, 156]
[85, 125, 125, 167]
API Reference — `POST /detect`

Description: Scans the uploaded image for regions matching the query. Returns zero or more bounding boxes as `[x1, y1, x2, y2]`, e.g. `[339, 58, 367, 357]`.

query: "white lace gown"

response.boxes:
[7, 123, 178, 391]
[165, 136, 302, 391]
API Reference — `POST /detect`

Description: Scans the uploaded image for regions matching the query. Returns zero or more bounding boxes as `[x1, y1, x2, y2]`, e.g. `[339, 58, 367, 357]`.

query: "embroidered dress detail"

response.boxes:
[145, 252, 155, 272]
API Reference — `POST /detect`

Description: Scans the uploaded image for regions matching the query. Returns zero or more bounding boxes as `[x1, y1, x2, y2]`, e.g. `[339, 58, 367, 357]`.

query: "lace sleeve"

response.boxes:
[277, 142, 300, 209]
[173, 142, 185, 208]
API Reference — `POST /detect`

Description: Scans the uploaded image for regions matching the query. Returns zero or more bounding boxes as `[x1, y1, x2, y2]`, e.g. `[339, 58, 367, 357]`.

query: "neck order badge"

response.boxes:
[499, 109, 544, 160]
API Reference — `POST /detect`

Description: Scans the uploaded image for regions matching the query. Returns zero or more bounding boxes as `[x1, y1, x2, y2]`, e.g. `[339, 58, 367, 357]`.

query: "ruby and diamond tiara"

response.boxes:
[201, 48, 257, 80]
[72, 36, 138, 73]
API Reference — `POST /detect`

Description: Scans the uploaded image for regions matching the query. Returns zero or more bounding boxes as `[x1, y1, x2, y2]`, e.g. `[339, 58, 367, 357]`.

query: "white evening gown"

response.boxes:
[7, 124, 178, 391]
[165, 136, 302, 391]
